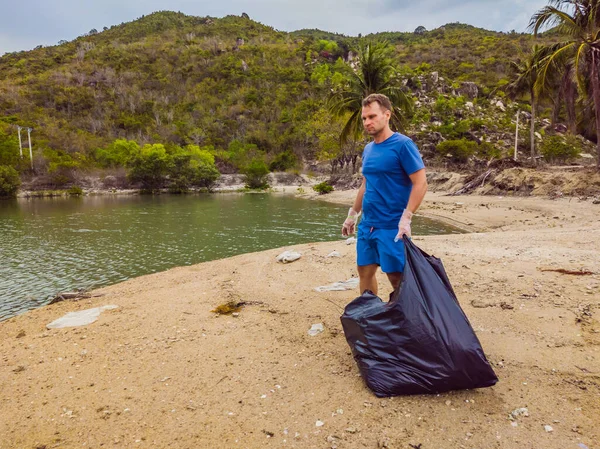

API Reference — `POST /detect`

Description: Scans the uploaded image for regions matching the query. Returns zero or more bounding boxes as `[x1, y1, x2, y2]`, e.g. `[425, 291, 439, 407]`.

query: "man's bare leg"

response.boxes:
[358, 264, 379, 295]
[386, 272, 403, 291]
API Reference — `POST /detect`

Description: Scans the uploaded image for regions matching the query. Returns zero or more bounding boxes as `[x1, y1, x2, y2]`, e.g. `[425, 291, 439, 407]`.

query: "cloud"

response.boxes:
[0, 0, 552, 55]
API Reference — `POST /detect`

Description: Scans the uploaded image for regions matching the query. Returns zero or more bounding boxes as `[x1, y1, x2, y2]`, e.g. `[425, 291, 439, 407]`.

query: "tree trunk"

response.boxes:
[530, 88, 536, 164]
[551, 88, 562, 126]
[563, 67, 577, 134]
[591, 50, 600, 169]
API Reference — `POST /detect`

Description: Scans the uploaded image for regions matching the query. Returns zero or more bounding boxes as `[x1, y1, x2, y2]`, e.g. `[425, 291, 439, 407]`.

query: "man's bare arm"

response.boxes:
[405, 169, 427, 213]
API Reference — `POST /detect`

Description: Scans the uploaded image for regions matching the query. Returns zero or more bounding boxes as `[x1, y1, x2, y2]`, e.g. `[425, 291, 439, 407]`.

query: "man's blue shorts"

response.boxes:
[356, 226, 406, 273]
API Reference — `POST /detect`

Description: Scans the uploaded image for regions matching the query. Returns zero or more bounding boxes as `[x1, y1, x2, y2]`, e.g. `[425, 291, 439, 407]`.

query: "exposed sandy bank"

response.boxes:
[1, 191, 599, 449]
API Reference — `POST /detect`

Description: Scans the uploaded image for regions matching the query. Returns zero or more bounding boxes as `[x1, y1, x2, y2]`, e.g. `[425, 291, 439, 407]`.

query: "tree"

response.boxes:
[414, 26, 427, 35]
[0, 165, 20, 197]
[328, 41, 413, 145]
[127, 144, 171, 191]
[508, 45, 545, 162]
[530, 0, 600, 168]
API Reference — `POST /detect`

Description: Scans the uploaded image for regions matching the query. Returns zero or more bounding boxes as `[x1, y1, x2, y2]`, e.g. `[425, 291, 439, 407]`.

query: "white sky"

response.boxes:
[0, 0, 551, 55]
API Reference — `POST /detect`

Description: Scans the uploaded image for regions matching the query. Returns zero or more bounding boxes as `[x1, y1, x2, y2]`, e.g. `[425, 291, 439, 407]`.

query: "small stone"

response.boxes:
[316, 420, 324, 427]
[544, 425, 553, 432]
[345, 427, 357, 434]
[445, 400, 452, 406]
[232, 312, 240, 317]
[510, 407, 529, 419]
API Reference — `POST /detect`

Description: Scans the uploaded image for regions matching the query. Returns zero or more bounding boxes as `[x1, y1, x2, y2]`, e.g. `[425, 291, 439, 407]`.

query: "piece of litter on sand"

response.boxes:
[308, 323, 324, 336]
[276, 251, 301, 263]
[46, 305, 119, 329]
[315, 278, 359, 292]
[345, 237, 356, 245]
[326, 251, 342, 258]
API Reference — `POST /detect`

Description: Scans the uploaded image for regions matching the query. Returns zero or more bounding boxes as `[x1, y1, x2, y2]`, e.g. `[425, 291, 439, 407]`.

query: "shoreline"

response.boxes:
[1, 191, 599, 448]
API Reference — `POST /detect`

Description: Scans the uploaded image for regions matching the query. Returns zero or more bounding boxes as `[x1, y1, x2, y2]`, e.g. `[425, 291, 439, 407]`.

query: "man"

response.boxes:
[342, 93, 428, 296]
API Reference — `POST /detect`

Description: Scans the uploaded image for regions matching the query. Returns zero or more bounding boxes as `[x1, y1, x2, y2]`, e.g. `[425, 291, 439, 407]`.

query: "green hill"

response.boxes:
[0, 11, 567, 192]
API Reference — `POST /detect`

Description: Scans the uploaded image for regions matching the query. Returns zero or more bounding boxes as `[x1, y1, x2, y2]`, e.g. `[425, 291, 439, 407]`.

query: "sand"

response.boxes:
[1, 191, 599, 449]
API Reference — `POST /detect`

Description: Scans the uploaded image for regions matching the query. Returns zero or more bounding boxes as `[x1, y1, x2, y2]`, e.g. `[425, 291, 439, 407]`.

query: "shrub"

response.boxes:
[0, 165, 21, 197]
[167, 153, 221, 192]
[95, 139, 140, 168]
[127, 144, 171, 191]
[476, 141, 502, 159]
[436, 139, 475, 163]
[313, 181, 334, 194]
[168, 154, 194, 193]
[191, 160, 220, 190]
[242, 157, 270, 189]
[269, 151, 297, 171]
[540, 135, 581, 163]
[67, 185, 83, 196]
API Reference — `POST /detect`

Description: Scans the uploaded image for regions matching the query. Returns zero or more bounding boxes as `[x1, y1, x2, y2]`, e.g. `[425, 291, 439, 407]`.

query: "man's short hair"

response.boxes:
[362, 94, 392, 112]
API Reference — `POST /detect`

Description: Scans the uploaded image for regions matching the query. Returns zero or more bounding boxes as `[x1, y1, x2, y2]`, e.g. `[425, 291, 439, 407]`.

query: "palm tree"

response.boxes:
[328, 41, 413, 145]
[530, 0, 600, 168]
[508, 46, 545, 162]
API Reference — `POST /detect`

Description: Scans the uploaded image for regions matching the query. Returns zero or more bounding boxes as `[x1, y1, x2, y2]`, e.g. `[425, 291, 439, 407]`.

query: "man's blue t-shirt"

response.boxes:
[360, 132, 425, 230]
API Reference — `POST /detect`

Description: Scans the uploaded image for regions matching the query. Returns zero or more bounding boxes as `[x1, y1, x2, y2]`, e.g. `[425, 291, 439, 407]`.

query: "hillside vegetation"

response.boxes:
[0, 11, 593, 194]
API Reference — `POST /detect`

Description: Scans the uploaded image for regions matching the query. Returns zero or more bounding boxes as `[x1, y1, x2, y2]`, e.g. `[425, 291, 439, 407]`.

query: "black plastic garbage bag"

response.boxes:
[341, 236, 498, 397]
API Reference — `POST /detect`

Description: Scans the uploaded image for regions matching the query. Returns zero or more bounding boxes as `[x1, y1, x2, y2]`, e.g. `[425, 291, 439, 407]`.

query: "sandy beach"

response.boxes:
[1, 190, 599, 449]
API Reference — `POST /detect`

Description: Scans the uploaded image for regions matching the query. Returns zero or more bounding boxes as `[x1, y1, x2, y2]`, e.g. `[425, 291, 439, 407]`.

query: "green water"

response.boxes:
[0, 193, 463, 320]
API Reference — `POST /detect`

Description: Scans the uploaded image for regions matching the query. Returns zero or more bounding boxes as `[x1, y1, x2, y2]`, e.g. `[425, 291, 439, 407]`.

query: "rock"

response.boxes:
[316, 420, 324, 427]
[553, 123, 568, 133]
[470, 299, 496, 308]
[431, 71, 439, 84]
[465, 101, 474, 110]
[326, 251, 342, 258]
[495, 100, 506, 112]
[276, 251, 301, 263]
[459, 82, 479, 99]
[544, 425, 554, 432]
[345, 427, 357, 434]
[308, 323, 325, 336]
[46, 305, 119, 329]
[315, 278, 359, 292]
[102, 175, 118, 188]
[345, 237, 356, 245]
[535, 132, 542, 140]
[510, 407, 529, 419]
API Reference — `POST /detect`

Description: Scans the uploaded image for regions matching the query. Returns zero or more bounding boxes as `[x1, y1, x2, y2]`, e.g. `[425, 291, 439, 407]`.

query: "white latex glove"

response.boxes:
[342, 208, 359, 236]
[394, 209, 413, 242]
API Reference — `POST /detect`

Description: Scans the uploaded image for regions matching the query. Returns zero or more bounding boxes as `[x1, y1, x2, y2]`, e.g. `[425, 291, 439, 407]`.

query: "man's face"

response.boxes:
[361, 102, 391, 136]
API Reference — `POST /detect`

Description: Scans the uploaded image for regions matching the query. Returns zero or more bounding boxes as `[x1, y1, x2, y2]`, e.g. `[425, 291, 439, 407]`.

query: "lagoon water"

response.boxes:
[0, 193, 463, 320]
